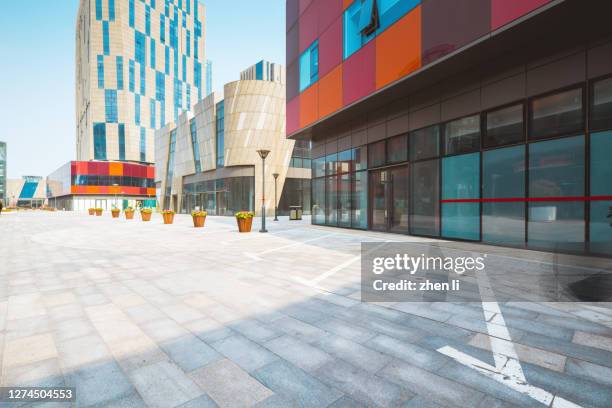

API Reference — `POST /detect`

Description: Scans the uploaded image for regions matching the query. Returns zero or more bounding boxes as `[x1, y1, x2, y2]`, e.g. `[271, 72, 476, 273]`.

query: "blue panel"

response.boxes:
[182, 55, 187, 81]
[442, 203, 480, 241]
[118, 123, 125, 160]
[97, 55, 104, 88]
[186, 84, 191, 110]
[590, 131, 612, 254]
[145, 6, 151, 36]
[116, 56, 124, 90]
[108, 0, 115, 21]
[156, 71, 165, 101]
[165, 46, 170, 75]
[135, 31, 146, 65]
[105, 89, 118, 123]
[186, 31, 191, 57]
[129, 0, 134, 27]
[140, 128, 146, 162]
[150, 38, 156, 69]
[20, 182, 38, 199]
[256, 61, 263, 80]
[299, 41, 318, 92]
[94, 123, 107, 160]
[95, 0, 103, 20]
[129, 59, 135, 92]
[358, 0, 374, 30]
[150, 99, 156, 128]
[160, 16, 166, 43]
[377, 0, 420, 34]
[140, 63, 146, 95]
[103, 21, 110, 55]
[135, 94, 141, 125]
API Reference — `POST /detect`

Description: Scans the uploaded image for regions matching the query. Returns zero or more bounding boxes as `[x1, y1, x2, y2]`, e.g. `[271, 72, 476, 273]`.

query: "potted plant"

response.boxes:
[124, 207, 135, 220]
[88, 208, 95, 216]
[111, 207, 120, 218]
[162, 209, 175, 224]
[95, 208, 103, 216]
[140, 207, 153, 222]
[235, 211, 254, 232]
[191, 210, 207, 228]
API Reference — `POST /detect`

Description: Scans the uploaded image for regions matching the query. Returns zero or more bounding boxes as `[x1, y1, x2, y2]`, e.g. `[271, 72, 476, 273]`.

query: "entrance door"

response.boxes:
[369, 166, 409, 233]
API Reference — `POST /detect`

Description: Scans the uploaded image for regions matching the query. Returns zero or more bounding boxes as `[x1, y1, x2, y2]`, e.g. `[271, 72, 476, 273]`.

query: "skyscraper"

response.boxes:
[205, 59, 212, 96]
[76, 0, 206, 164]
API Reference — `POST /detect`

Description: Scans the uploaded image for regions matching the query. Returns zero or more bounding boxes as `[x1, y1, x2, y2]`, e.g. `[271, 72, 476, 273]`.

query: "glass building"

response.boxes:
[76, 0, 206, 164]
[287, 0, 612, 255]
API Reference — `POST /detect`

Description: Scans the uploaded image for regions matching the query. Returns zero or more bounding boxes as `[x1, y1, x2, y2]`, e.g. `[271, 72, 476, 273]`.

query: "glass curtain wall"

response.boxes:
[410, 125, 440, 236]
[590, 131, 612, 255]
[181, 177, 254, 215]
[442, 153, 480, 240]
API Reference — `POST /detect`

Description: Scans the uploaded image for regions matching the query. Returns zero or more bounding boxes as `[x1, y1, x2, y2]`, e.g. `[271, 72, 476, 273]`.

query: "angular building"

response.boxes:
[287, 0, 612, 255]
[0, 142, 6, 204]
[156, 61, 311, 215]
[7, 176, 47, 208]
[76, 0, 206, 164]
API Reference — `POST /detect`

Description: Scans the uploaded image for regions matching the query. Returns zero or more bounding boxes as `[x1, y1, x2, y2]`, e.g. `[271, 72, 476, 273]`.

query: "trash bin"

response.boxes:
[289, 205, 303, 220]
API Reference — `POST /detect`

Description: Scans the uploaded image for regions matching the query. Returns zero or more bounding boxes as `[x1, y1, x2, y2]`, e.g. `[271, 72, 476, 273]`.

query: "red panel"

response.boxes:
[98, 162, 110, 175]
[71, 161, 77, 175]
[287, 0, 299, 30]
[87, 162, 97, 175]
[146, 166, 155, 179]
[316, 0, 342, 36]
[123, 164, 134, 177]
[299, 3, 318, 53]
[136, 165, 146, 178]
[491, 0, 552, 30]
[342, 40, 376, 106]
[318, 16, 342, 78]
[299, 0, 313, 15]
[287, 96, 300, 136]
[74, 186, 86, 194]
[76, 161, 88, 175]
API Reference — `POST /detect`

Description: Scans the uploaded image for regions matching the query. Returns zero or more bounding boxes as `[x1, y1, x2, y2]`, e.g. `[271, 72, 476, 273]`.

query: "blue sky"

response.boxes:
[0, 0, 285, 178]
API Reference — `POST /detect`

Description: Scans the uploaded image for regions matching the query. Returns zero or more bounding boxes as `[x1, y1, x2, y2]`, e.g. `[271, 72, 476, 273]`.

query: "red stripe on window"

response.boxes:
[440, 196, 612, 203]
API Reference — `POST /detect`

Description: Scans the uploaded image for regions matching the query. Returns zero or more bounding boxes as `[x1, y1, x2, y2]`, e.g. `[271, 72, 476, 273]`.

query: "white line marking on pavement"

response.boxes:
[436, 265, 584, 408]
[243, 233, 337, 261]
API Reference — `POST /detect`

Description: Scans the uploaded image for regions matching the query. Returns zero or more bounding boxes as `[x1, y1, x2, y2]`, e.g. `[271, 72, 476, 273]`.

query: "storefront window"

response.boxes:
[444, 115, 480, 155]
[387, 134, 408, 164]
[338, 149, 353, 174]
[528, 135, 585, 251]
[368, 140, 386, 168]
[591, 77, 612, 131]
[485, 104, 524, 148]
[354, 146, 368, 171]
[352, 171, 368, 229]
[482, 146, 525, 245]
[410, 125, 439, 161]
[442, 153, 480, 240]
[326, 176, 338, 225]
[312, 178, 325, 224]
[339, 174, 351, 227]
[530, 88, 583, 140]
[590, 131, 612, 255]
[410, 159, 439, 236]
[325, 153, 338, 176]
[312, 156, 325, 178]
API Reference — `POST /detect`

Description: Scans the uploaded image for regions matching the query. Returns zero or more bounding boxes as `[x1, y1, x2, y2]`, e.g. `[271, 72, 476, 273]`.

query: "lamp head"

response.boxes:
[256, 149, 271, 160]
[272, 173, 279, 179]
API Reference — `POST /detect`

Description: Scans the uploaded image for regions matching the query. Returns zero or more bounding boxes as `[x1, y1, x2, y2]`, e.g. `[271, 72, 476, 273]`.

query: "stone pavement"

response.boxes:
[0, 211, 611, 407]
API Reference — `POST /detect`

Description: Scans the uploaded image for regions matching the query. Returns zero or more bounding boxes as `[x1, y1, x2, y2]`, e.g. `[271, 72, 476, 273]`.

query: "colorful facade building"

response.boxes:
[156, 61, 311, 216]
[287, 0, 612, 255]
[76, 0, 207, 164]
[47, 161, 156, 211]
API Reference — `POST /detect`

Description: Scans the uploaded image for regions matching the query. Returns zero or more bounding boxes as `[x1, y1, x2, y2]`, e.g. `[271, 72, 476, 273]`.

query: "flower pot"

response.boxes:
[95, 209, 103, 216]
[236, 217, 253, 232]
[111, 210, 120, 218]
[192, 215, 206, 228]
[141, 212, 152, 222]
[125, 211, 134, 220]
[88, 209, 95, 216]
[163, 213, 174, 224]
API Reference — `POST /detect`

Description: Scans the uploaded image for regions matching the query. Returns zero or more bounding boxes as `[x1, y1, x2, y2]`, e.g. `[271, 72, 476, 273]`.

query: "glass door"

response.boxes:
[369, 165, 409, 232]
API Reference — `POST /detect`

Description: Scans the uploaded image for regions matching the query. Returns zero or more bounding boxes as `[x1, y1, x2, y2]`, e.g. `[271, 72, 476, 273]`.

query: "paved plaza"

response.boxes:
[1, 211, 612, 407]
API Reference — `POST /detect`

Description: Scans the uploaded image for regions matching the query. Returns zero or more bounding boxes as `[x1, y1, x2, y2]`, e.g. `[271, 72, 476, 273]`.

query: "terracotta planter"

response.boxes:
[125, 211, 134, 220]
[192, 215, 206, 228]
[236, 217, 253, 232]
[163, 213, 175, 224]
[141, 212, 152, 222]
[88, 209, 95, 216]
[95, 209, 103, 216]
[111, 210, 120, 218]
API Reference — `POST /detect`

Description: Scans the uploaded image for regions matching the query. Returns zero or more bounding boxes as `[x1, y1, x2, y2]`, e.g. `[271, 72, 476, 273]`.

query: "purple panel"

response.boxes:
[343, 40, 376, 106]
[287, 61, 299, 101]
[299, 3, 318, 53]
[287, 23, 300, 67]
[491, 0, 552, 30]
[317, 0, 343, 35]
[287, 97, 300, 136]
[422, 0, 491, 66]
[299, 0, 313, 15]
[318, 16, 342, 78]
[287, 0, 299, 31]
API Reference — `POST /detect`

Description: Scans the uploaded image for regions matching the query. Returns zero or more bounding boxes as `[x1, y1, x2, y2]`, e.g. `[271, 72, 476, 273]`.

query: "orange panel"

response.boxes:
[376, 6, 421, 90]
[71, 186, 77, 194]
[85, 186, 98, 195]
[98, 186, 109, 195]
[147, 188, 156, 196]
[75, 186, 86, 194]
[146, 166, 155, 178]
[299, 82, 319, 128]
[109, 162, 123, 176]
[318, 65, 343, 119]
[343, 0, 353, 10]
[108, 186, 120, 195]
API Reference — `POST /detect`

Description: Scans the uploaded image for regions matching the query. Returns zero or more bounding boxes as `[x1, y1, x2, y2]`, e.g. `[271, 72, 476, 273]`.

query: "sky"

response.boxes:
[0, 0, 285, 179]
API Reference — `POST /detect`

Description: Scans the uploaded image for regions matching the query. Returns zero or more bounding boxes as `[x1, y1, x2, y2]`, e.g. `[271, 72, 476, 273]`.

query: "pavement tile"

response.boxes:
[253, 360, 343, 408]
[129, 360, 203, 408]
[57, 334, 111, 369]
[3, 333, 58, 369]
[264, 335, 334, 372]
[327, 395, 366, 408]
[315, 335, 391, 373]
[228, 319, 281, 343]
[184, 318, 235, 343]
[252, 394, 299, 408]
[367, 334, 450, 372]
[212, 334, 279, 373]
[176, 394, 219, 408]
[564, 358, 612, 388]
[1, 357, 64, 388]
[310, 317, 377, 344]
[66, 360, 135, 407]
[190, 359, 273, 408]
[160, 334, 222, 372]
[315, 360, 412, 408]
[272, 316, 330, 343]
[572, 331, 612, 352]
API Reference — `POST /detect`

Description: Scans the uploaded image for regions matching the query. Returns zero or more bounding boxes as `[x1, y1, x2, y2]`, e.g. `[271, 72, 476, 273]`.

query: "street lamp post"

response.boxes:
[256, 149, 270, 233]
[272, 173, 279, 221]
[112, 183, 119, 209]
